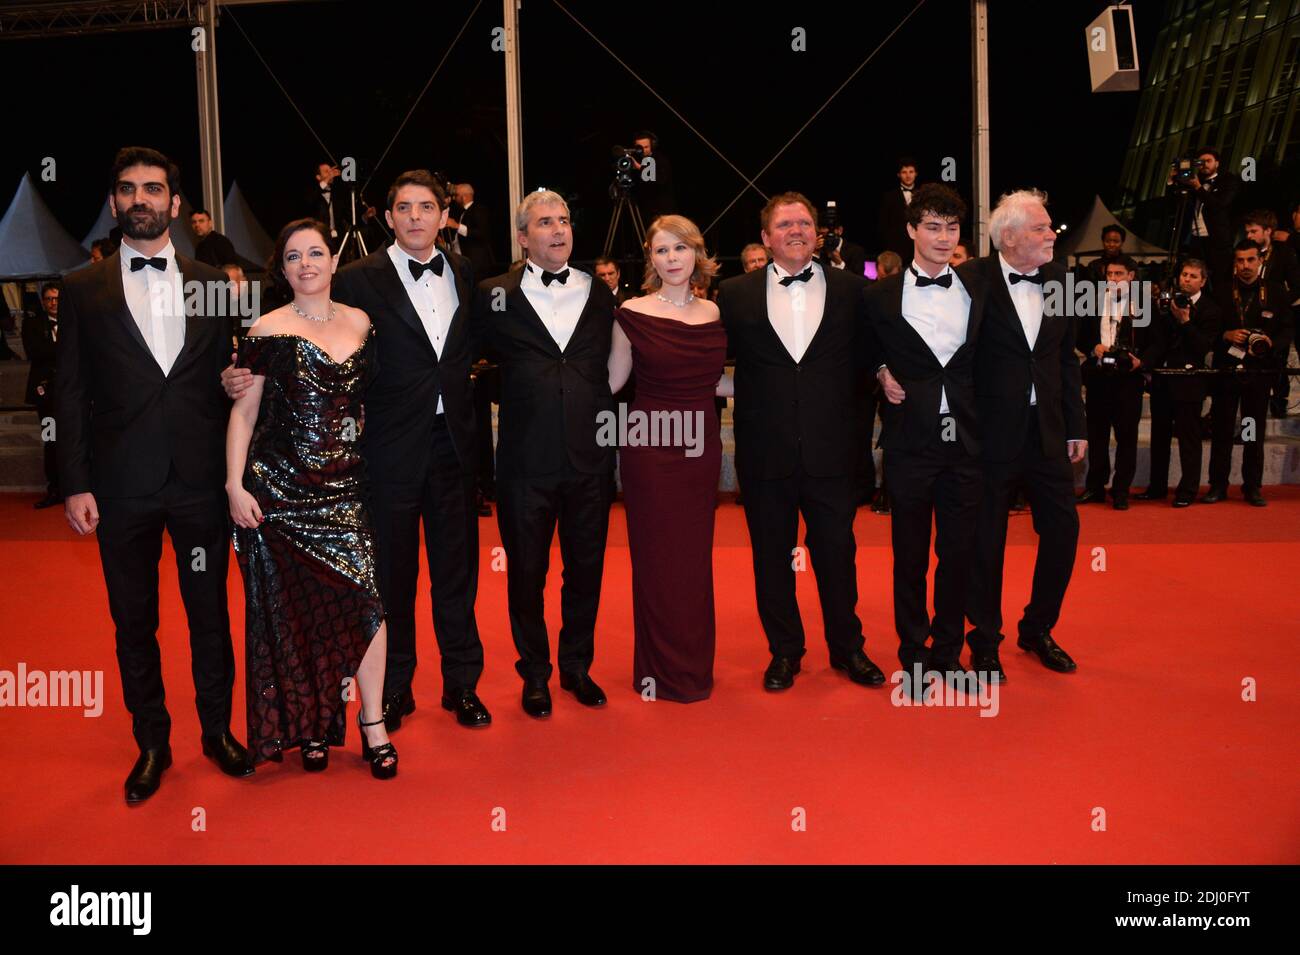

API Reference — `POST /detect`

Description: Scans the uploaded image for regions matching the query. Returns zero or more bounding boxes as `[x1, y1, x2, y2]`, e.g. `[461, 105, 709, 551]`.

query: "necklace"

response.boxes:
[656, 292, 695, 308]
[290, 300, 335, 323]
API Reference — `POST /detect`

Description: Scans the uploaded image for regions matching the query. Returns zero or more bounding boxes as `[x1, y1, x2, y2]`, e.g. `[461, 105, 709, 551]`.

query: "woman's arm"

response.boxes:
[225, 375, 266, 528]
[608, 321, 633, 393]
[714, 370, 733, 397]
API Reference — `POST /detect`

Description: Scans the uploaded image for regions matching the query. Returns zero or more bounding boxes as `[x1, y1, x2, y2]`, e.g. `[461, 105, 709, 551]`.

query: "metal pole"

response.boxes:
[971, 0, 990, 255]
[503, 0, 524, 263]
[195, 0, 224, 232]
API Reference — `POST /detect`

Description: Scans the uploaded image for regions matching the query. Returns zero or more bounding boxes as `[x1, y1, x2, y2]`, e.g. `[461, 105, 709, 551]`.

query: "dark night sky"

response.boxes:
[0, 0, 1165, 268]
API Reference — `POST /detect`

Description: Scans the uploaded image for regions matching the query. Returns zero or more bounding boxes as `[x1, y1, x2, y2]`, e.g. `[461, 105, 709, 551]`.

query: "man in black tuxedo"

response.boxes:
[717, 191, 885, 691]
[1202, 241, 1294, 506]
[476, 190, 615, 717]
[878, 157, 918, 261]
[1140, 258, 1221, 506]
[1171, 147, 1239, 287]
[1242, 209, 1300, 418]
[56, 147, 252, 803]
[25, 282, 61, 509]
[1076, 256, 1165, 510]
[960, 189, 1087, 680]
[190, 208, 237, 269]
[447, 183, 496, 280]
[863, 184, 984, 686]
[224, 171, 490, 730]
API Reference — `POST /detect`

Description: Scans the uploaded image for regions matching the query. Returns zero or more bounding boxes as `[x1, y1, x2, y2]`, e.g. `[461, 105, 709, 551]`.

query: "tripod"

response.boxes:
[336, 187, 372, 266]
[603, 186, 647, 258]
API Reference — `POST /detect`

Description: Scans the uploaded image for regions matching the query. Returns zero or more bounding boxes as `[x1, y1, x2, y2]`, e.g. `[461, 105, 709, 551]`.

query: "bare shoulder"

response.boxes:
[698, 298, 720, 321]
[622, 294, 653, 311]
[246, 305, 292, 337]
[336, 302, 371, 333]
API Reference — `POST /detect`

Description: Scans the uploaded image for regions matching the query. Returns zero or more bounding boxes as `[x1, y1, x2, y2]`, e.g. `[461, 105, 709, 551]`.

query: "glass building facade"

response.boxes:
[1117, 0, 1300, 240]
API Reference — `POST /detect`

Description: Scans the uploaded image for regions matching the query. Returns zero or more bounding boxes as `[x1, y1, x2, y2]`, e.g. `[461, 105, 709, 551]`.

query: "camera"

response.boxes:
[1156, 288, 1192, 311]
[1168, 156, 1206, 195]
[611, 145, 646, 193]
[1245, 329, 1271, 358]
[1098, 346, 1133, 371]
[819, 200, 841, 255]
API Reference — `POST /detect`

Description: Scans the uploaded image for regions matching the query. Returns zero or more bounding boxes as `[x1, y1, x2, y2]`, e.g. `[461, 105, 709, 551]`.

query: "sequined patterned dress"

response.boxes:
[232, 331, 383, 763]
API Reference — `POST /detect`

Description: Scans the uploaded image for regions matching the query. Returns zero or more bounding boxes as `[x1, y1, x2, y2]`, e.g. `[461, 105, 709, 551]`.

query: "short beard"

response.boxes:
[117, 203, 171, 241]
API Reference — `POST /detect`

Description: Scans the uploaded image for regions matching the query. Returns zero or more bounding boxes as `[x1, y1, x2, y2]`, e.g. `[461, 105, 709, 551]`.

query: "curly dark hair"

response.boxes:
[905, 183, 967, 228]
[109, 146, 181, 197]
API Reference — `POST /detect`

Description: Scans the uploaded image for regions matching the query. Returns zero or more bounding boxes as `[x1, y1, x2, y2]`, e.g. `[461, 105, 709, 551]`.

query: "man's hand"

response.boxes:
[1170, 302, 1190, 324]
[877, 366, 906, 404]
[445, 217, 460, 230]
[1225, 329, 1249, 345]
[1067, 439, 1087, 464]
[1093, 343, 1107, 358]
[1129, 354, 1142, 370]
[222, 353, 253, 400]
[65, 492, 99, 535]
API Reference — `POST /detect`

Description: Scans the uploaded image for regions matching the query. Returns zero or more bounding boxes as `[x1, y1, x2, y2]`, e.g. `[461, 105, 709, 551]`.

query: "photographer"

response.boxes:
[815, 202, 867, 278]
[628, 130, 676, 224]
[1140, 259, 1221, 507]
[1242, 209, 1300, 417]
[1167, 146, 1239, 287]
[1202, 241, 1294, 506]
[1077, 255, 1164, 510]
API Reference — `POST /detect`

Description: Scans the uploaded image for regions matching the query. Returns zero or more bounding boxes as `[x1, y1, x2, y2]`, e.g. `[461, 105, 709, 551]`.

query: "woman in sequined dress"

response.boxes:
[226, 218, 397, 778]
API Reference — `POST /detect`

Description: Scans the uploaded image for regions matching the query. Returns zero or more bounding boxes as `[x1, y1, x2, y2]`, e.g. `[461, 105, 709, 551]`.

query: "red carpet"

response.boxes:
[1, 490, 1297, 864]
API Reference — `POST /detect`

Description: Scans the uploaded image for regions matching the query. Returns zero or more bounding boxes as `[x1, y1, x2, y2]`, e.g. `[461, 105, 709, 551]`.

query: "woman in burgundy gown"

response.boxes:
[609, 215, 730, 701]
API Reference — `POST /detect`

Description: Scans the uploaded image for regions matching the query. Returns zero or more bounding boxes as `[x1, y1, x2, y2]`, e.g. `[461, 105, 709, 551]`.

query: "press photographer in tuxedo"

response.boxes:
[960, 189, 1086, 680]
[863, 184, 984, 683]
[56, 147, 251, 803]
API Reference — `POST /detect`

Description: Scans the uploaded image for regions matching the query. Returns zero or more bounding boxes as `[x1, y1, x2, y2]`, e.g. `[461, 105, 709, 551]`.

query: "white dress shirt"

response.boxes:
[901, 264, 970, 413]
[456, 200, 472, 238]
[766, 259, 826, 362]
[1191, 173, 1216, 237]
[119, 238, 184, 375]
[901, 185, 914, 206]
[1099, 285, 1128, 350]
[520, 260, 590, 352]
[388, 243, 458, 414]
[320, 181, 336, 236]
[999, 252, 1044, 406]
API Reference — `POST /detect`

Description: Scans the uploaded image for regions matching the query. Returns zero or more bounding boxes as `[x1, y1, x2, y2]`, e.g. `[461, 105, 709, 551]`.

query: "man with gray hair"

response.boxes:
[957, 189, 1086, 681]
[475, 190, 617, 717]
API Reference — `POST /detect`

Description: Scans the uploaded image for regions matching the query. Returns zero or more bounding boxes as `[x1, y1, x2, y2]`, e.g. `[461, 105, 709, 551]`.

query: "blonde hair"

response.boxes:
[641, 215, 719, 293]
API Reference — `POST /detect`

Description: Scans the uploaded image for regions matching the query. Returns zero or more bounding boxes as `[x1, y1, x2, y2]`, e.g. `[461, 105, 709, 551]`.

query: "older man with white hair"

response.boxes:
[957, 189, 1086, 682]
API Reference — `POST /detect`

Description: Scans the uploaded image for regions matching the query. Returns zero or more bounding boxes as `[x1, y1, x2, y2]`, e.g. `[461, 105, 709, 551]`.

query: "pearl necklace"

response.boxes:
[289, 300, 335, 323]
[656, 292, 695, 308]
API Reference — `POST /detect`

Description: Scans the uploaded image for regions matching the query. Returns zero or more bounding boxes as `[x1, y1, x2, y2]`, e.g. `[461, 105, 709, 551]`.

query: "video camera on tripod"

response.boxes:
[610, 144, 646, 196]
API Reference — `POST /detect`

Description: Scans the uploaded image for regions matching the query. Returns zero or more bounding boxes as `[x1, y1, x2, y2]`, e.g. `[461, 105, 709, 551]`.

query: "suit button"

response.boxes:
[560, 357, 567, 364]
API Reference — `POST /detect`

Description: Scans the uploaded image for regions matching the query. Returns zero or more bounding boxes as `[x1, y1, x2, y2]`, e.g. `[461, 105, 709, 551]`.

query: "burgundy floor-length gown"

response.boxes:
[615, 306, 726, 702]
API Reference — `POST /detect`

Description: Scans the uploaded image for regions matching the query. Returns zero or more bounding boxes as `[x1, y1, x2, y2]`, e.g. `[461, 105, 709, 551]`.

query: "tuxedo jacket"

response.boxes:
[878, 186, 915, 260]
[1183, 171, 1239, 245]
[717, 264, 868, 480]
[332, 246, 477, 483]
[1151, 293, 1221, 402]
[23, 312, 58, 405]
[453, 202, 496, 280]
[1076, 293, 1166, 387]
[55, 252, 233, 498]
[1211, 278, 1294, 369]
[861, 269, 984, 456]
[475, 268, 616, 481]
[957, 255, 1086, 461]
[1261, 241, 1300, 300]
[195, 231, 238, 269]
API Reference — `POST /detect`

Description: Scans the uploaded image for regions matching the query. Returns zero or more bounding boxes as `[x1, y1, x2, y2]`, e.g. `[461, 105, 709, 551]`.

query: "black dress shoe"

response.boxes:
[1172, 492, 1194, 508]
[1075, 487, 1106, 504]
[382, 688, 415, 732]
[1244, 488, 1267, 507]
[521, 680, 552, 718]
[125, 747, 172, 804]
[1111, 494, 1130, 511]
[969, 649, 1006, 684]
[1135, 488, 1167, 501]
[1200, 486, 1227, 504]
[1016, 631, 1077, 673]
[559, 671, 607, 707]
[763, 655, 801, 691]
[441, 688, 492, 727]
[33, 493, 62, 510]
[475, 493, 492, 517]
[201, 730, 254, 777]
[870, 493, 891, 515]
[829, 649, 886, 687]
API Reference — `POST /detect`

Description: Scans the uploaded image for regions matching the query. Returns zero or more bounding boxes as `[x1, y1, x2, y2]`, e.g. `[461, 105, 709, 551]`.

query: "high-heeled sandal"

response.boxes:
[301, 739, 329, 772]
[357, 714, 398, 779]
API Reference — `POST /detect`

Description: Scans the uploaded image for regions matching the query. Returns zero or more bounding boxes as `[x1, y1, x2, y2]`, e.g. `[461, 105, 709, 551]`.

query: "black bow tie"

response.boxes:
[778, 267, 814, 287]
[910, 267, 952, 289]
[541, 268, 570, 287]
[409, 255, 444, 280]
[129, 256, 167, 273]
[1009, 271, 1044, 285]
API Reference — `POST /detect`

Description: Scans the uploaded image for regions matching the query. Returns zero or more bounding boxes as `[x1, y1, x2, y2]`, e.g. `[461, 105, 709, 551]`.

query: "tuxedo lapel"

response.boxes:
[750, 267, 795, 362]
[167, 255, 207, 378]
[504, 273, 562, 356]
[367, 251, 436, 357]
[444, 253, 473, 351]
[103, 254, 164, 376]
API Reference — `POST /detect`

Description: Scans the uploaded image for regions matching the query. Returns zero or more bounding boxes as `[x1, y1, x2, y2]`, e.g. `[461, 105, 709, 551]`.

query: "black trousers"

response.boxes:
[855, 380, 878, 501]
[95, 470, 234, 751]
[1208, 374, 1271, 491]
[36, 392, 58, 496]
[496, 463, 613, 682]
[1083, 371, 1143, 496]
[370, 417, 483, 696]
[741, 464, 864, 660]
[884, 422, 982, 669]
[967, 415, 1080, 653]
[474, 369, 498, 497]
[1148, 377, 1205, 495]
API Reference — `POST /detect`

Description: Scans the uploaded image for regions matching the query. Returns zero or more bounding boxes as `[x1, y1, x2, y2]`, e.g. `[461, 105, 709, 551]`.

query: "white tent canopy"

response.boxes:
[0, 174, 89, 279]
[222, 181, 273, 268]
[1059, 195, 1168, 263]
[80, 198, 116, 250]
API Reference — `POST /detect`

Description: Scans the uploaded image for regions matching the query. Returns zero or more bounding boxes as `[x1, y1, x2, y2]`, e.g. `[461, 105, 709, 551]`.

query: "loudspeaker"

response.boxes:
[1086, 4, 1140, 93]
